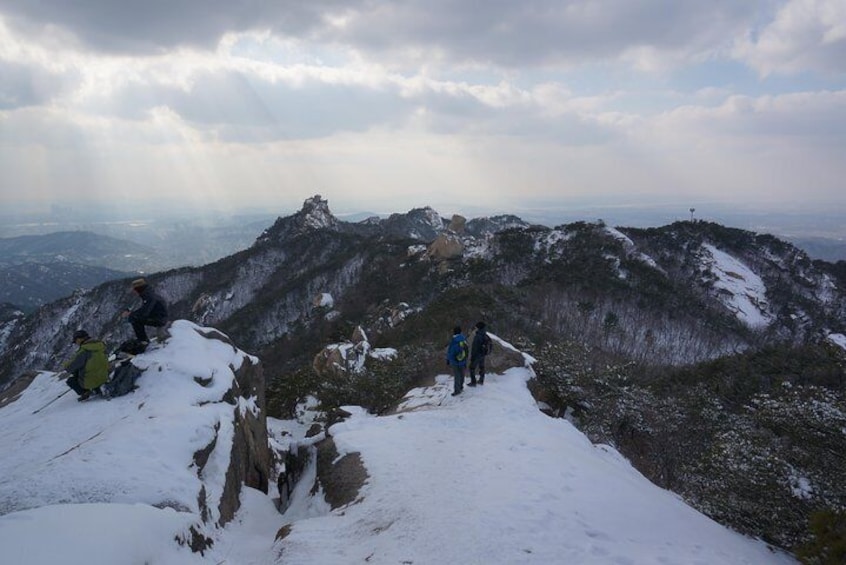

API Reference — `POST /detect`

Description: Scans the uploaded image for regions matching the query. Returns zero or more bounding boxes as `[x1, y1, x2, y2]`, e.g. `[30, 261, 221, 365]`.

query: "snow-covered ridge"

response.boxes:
[0, 327, 799, 564]
[277, 363, 794, 564]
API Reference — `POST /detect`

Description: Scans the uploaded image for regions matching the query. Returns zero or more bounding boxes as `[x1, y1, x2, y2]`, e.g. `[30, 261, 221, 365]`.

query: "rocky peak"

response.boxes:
[380, 206, 446, 242]
[255, 195, 339, 244]
[465, 215, 530, 237]
[299, 195, 338, 230]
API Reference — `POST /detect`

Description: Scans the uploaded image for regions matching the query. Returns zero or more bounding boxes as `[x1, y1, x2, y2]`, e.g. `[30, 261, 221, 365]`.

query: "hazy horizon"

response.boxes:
[2, 196, 844, 242]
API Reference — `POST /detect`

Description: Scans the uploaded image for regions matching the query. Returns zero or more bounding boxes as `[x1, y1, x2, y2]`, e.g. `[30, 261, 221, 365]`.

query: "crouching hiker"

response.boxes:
[120, 278, 168, 345]
[63, 329, 109, 401]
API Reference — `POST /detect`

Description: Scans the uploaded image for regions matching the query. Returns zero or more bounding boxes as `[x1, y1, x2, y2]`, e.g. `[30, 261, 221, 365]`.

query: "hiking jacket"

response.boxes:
[130, 286, 168, 325]
[471, 329, 490, 359]
[446, 333, 468, 368]
[63, 339, 109, 390]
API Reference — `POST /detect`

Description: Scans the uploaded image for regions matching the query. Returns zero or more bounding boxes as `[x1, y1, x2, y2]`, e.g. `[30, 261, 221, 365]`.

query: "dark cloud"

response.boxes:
[333, 1, 763, 68]
[1, 1, 763, 66]
[0, 0, 362, 54]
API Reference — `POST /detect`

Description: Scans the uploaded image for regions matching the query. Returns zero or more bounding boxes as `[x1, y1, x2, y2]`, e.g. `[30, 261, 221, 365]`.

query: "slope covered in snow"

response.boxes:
[0, 320, 263, 564]
[274, 367, 794, 565]
[700, 243, 773, 328]
[0, 331, 795, 564]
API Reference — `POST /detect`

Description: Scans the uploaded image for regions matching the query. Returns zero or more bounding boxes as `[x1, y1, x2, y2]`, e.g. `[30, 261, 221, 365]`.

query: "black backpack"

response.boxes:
[102, 360, 142, 398]
[116, 339, 148, 356]
[479, 334, 493, 355]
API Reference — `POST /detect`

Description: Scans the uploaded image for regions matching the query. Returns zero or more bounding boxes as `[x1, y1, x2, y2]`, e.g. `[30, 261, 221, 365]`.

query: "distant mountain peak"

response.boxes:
[299, 195, 337, 230]
[256, 194, 339, 244]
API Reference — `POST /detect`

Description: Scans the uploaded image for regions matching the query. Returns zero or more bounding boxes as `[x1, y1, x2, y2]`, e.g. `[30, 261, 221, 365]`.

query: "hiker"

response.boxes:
[469, 321, 492, 386]
[446, 326, 469, 396]
[63, 329, 109, 401]
[121, 278, 168, 344]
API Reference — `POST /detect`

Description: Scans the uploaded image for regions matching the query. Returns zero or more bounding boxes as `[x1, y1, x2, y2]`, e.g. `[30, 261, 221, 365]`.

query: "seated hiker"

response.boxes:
[121, 278, 169, 344]
[63, 329, 109, 401]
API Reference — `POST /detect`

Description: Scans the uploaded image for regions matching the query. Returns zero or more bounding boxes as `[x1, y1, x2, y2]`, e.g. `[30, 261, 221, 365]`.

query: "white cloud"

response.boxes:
[0, 2, 844, 215]
[734, 0, 846, 75]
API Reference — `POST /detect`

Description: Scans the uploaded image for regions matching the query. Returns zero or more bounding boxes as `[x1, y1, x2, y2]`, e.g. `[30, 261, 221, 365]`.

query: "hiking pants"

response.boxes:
[452, 365, 465, 394]
[130, 317, 165, 342]
[470, 355, 486, 383]
[66, 374, 86, 396]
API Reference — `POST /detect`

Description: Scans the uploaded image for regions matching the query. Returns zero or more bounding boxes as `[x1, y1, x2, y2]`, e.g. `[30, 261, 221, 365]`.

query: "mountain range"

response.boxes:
[0, 194, 844, 559]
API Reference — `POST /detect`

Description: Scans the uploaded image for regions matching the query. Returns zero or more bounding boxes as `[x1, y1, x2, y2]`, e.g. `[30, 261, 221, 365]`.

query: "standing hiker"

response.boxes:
[121, 278, 168, 345]
[446, 326, 469, 396]
[63, 329, 109, 401]
[469, 321, 492, 386]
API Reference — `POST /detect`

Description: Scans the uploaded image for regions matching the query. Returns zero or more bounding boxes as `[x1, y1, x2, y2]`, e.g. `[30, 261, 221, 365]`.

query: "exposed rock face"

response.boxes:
[447, 214, 467, 234]
[314, 436, 368, 510]
[218, 347, 271, 525]
[427, 232, 465, 260]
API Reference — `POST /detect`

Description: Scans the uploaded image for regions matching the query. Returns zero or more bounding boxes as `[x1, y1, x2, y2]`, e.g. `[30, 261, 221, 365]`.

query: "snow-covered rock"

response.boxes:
[0, 320, 271, 559]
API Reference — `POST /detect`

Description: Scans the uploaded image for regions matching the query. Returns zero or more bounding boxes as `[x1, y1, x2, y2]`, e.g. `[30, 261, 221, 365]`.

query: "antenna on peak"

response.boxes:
[689, 207, 696, 222]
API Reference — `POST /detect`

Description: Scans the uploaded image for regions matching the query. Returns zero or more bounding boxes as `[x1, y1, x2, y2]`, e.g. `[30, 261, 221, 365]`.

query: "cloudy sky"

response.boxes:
[1, 1, 844, 218]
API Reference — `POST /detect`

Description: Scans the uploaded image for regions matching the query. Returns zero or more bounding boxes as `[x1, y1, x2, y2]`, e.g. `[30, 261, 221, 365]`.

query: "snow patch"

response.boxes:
[827, 333, 846, 351]
[605, 226, 634, 247]
[369, 347, 398, 360]
[700, 244, 772, 328]
[314, 292, 334, 308]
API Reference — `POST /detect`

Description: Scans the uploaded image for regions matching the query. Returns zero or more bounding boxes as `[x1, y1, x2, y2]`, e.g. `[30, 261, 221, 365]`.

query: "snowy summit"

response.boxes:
[0, 325, 794, 564]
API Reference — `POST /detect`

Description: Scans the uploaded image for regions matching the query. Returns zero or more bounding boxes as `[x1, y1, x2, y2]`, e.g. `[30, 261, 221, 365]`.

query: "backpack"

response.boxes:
[116, 339, 148, 356]
[480, 334, 493, 356]
[456, 339, 469, 362]
[102, 360, 142, 398]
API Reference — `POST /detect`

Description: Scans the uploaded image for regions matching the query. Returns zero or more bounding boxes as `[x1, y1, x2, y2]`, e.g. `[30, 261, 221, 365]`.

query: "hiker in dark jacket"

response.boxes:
[63, 329, 109, 401]
[469, 321, 491, 386]
[446, 326, 468, 396]
[121, 278, 168, 344]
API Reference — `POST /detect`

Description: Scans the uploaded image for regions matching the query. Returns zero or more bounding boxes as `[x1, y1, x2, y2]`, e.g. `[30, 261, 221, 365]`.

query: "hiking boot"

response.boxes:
[468, 382, 477, 387]
[479, 379, 484, 385]
[451, 390, 462, 396]
[77, 391, 91, 402]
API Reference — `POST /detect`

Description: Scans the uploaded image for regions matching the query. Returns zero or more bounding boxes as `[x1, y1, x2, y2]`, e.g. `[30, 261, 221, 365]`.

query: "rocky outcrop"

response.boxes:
[312, 326, 371, 378]
[223, 363, 271, 523]
[314, 436, 368, 510]
[0, 319, 276, 557]
[427, 232, 465, 260]
[447, 214, 466, 234]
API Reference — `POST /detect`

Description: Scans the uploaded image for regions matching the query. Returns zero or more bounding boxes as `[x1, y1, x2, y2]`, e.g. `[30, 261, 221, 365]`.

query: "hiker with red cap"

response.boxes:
[120, 278, 169, 345]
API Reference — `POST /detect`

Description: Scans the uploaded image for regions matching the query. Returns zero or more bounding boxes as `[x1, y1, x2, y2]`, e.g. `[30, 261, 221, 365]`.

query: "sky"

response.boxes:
[0, 1, 844, 220]
[0, 320, 805, 564]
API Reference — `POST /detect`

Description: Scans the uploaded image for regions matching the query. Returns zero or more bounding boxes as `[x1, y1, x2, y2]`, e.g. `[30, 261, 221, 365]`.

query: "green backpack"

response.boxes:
[456, 339, 468, 362]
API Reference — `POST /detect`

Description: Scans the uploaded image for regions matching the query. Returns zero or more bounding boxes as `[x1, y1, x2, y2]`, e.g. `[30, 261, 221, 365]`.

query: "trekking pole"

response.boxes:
[32, 389, 72, 414]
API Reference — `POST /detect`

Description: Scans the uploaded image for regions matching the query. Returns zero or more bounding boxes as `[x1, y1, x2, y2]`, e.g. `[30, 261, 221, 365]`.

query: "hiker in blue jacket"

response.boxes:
[446, 326, 469, 396]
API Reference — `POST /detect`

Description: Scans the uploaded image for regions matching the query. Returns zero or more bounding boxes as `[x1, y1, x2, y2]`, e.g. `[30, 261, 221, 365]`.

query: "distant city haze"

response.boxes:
[1, 198, 845, 265]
